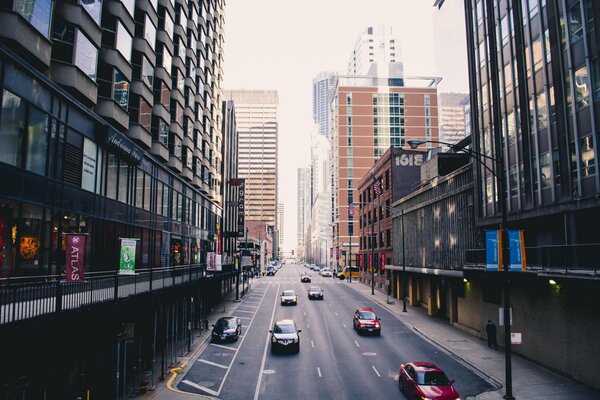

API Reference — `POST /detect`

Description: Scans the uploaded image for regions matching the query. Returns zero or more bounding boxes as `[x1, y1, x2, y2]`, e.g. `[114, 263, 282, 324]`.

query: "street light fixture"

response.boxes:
[408, 137, 514, 399]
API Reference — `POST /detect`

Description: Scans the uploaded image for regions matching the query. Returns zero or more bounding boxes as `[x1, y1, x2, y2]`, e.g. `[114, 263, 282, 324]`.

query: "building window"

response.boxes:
[74, 30, 98, 81]
[141, 56, 154, 88]
[575, 66, 590, 109]
[163, 11, 174, 40]
[116, 21, 132, 62]
[540, 152, 551, 189]
[158, 119, 168, 145]
[121, 0, 134, 17]
[161, 46, 172, 71]
[580, 135, 595, 177]
[80, 0, 101, 25]
[144, 15, 156, 50]
[113, 69, 129, 109]
[14, 0, 53, 37]
[568, 3, 583, 43]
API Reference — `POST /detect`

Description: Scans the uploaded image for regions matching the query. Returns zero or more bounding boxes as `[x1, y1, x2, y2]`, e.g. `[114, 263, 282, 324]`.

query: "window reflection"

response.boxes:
[575, 66, 590, 110]
[116, 21, 132, 62]
[26, 106, 48, 175]
[142, 56, 154, 88]
[0, 90, 25, 167]
[14, 0, 53, 37]
[144, 15, 156, 50]
[74, 30, 98, 81]
[113, 69, 129, 109]
[580, 136, 595, 177]
[80, 0, 101, 24]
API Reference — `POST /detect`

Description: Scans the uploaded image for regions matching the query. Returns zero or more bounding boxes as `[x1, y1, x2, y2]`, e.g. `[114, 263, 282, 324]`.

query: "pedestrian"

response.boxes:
[485, 319, 498, 349]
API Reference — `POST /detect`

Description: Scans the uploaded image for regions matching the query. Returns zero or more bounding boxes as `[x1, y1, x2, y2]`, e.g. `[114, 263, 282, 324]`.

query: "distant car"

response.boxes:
[269, 319, 301, 353]
[300, 274, 311, 283]
[307, 286, 324, 300]
[398, 362, 460, 400]
[320, 268, 333, 277]
[266, 266, 276, 276]
[353, 307, 381, 335]
[211, 317, 242, 342]
[280, 290, 298, 305]
[311, 266, 320, 272]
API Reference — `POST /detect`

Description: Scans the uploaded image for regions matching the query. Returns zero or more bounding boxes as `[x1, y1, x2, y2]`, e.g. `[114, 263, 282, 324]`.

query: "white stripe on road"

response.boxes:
[209, 343, 237, 351]
[311, 340, 315, 348]
[354, 340, 360, 348]
[342, 323, 347, 328]
[303, 311, 306, 316]
[254, 283, 281, 400]
[235, 310, 254, 313]
[335, 312, 338, 316]
[317, 367, 322, 377]
[181, 380, 219, 396]
[197, 359, 228, 369]
[233, 316, 252, 320]
[307, 323, 310, 329]
[372, 366, 381, 377]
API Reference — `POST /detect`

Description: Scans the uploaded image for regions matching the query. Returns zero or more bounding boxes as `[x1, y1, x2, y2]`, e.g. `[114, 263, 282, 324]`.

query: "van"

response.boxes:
[338, 266, 360, 280]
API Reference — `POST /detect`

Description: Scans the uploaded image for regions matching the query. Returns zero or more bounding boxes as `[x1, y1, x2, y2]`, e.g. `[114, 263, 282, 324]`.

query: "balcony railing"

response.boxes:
[465, 243, 600, 274]
[0, 264, 235, 326]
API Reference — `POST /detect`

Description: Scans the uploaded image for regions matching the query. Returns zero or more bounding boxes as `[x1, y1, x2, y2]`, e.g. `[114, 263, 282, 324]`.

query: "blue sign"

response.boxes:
[508, 230, 526, 272]
[486, 230, 501, 271]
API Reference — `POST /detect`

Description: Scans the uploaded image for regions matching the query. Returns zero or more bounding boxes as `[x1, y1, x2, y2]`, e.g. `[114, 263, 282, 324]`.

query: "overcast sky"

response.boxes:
[222, 0, 449, 253]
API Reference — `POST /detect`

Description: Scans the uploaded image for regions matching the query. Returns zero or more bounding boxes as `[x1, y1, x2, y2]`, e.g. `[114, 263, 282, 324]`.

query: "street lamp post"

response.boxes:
[401, 209, 407, 312]
[408, 137, 513, 399]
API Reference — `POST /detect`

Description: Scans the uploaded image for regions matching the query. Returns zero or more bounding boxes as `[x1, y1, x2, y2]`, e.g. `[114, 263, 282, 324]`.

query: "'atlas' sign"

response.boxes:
[237, 179, 245, 236]
[65, 234, 87, 282]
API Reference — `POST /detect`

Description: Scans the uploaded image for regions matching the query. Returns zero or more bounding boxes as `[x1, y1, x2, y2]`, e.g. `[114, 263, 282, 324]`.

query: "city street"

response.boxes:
[177, 264, 493, 399]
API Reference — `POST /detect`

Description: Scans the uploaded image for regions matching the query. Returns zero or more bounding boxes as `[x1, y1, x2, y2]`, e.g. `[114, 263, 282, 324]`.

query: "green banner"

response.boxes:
[119, 238, 137, 274]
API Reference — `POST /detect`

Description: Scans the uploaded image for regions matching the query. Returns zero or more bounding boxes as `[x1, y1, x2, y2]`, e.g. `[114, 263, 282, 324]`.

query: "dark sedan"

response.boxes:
[307, 286, 323, 300]
[300, 274, 311, 283]
[211, 317, 242, 342]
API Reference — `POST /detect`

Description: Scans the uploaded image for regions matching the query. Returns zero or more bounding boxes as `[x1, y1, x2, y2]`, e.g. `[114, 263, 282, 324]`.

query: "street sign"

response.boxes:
[485, 230, 502, 271]
[511, 333, 522, 344]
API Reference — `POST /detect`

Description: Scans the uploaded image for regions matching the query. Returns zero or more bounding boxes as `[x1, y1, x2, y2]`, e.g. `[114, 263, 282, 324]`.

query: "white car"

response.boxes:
[320, 268, 333, 277]
[280, 290, 298, 305]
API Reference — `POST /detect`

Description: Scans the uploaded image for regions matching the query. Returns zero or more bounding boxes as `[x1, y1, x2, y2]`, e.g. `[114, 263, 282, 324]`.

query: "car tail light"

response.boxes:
[375, 321, 381, 327]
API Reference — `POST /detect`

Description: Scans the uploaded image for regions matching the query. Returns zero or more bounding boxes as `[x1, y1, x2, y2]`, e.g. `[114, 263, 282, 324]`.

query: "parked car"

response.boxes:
[307, 286, 324, 300]
[280, 290, 298, 305]
[211, 317, 242, 342]
[353, 307, 381, 335]
[269, 319, 301, 353]
[398, 362, 460, 400]
[300, 274, 311, 283]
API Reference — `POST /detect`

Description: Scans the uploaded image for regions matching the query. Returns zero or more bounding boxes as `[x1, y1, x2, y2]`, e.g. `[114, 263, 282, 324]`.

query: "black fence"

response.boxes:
[465, 243, 600, 273]
[0, 264, 236, 326]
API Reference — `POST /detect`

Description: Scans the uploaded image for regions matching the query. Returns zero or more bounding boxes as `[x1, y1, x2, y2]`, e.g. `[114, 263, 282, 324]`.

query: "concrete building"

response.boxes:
[309, 131, 332, 267]
[438, 92, 470, 146]
[277, 202, 284, 252]
[330, 72, 440, 272]
[221, 100, 240, 264]
[347, 25, 403, 79]
[223, 90, 278, 260]
[312, 71, 336, 137]
[296, 167, 309, 260]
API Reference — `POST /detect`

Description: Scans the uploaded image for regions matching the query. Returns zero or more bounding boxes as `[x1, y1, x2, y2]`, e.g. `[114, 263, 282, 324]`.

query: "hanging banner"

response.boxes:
[206, 252, 222, 272]
[330, 247, 333, 257]
[379, 253, 386, 271]
[508, 230, 526, 272]
[216, 223, 222, 255]
[368, 253, 373, 272]
[65, 233, 87, 282]
[485, 230, 502, 271]
[237, 179, 245, 237]
[119, 238, 137, 274]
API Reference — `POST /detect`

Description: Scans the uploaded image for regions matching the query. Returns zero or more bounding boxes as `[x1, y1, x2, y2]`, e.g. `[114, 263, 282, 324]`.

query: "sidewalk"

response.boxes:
[348, 281, 600, 400]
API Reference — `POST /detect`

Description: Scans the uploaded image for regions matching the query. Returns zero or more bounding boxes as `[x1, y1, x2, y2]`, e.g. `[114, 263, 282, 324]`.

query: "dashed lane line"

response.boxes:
[372, 366, 381, 377]
[209, 343, 237, 351]
[354, 340, 360, 348]
[181, 380, 219, 397]
[197, 359, 228, 369]
[317, 367, 322, 378]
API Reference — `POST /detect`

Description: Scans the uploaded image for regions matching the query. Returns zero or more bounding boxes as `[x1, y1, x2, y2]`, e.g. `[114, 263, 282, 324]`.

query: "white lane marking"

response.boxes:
[342, 323, 347, 328]
[209, 343, 237, 351]
[239, 304, 257, 308]
[372, 366, 381, 377]
[303, 311, 306, 316]
[307, 323, 310, 329]
[254, 283, 281, 400]
[197, 359, 228, 369]
[335, 312, 338, 316]
[317, 367, 322, 377]
[311, 340, 315, 348]
[233, 316, 252, 320]
[235, 310, 254, 313]
[354, 340, 360, 348]
[181, 380, 219, 396]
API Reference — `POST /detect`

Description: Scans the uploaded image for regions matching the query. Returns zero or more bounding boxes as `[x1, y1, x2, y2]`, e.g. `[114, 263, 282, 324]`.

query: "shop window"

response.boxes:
[26, 106, 49, 175]
[0, 90, 25, 167]
[118, 161, 128, 203]
[106, 154, 118, 199]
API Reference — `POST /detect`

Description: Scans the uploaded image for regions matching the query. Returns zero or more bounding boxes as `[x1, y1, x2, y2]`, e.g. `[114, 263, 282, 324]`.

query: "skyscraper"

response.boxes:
[278, 202, 285, 251]
[223, 90, 278, 258]
[347, 25, 404, 79]
[312, 72, 336, 137]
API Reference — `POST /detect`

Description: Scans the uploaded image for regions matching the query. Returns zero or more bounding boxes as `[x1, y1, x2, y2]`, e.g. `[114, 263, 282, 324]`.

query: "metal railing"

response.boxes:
[465, 243, 600, 274]
[0, 264, 234, 326]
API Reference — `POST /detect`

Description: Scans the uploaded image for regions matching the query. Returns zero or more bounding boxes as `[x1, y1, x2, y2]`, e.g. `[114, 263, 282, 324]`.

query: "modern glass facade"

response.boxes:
[466, 0, 600, 245]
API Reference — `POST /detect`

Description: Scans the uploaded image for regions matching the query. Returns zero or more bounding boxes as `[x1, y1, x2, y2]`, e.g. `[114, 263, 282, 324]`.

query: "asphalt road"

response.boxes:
[178, 264, 493, 399]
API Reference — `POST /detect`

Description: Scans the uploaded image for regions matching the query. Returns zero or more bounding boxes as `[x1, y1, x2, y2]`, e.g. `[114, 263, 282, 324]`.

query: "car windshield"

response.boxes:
[216, 319, 236, 329]
[417, 371, 451, 386]
[274, 324, 296, 334]
[359, 311, 377, 320]
[309, 287, 321, 292]
[282, 291, 295, 296]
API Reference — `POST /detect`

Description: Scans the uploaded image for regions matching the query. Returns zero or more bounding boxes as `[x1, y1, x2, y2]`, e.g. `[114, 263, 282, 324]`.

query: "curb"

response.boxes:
[348, 282, 504, 392]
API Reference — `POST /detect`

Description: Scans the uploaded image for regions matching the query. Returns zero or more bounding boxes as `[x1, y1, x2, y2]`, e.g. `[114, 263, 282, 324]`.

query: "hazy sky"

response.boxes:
[222, 0, 442, 253]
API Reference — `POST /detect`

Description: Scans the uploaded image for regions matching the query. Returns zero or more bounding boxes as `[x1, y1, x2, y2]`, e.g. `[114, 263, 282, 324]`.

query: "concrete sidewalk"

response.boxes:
[348, 280, 600, 400]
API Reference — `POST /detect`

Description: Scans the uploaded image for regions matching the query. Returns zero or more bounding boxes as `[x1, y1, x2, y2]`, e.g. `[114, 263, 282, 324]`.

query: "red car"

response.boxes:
[352, 307, 381, 335]
[398, 362, 461, 400]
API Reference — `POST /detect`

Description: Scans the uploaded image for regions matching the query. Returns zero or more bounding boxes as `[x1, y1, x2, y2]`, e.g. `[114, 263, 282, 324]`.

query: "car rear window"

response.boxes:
[417, 371, 450, 386]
